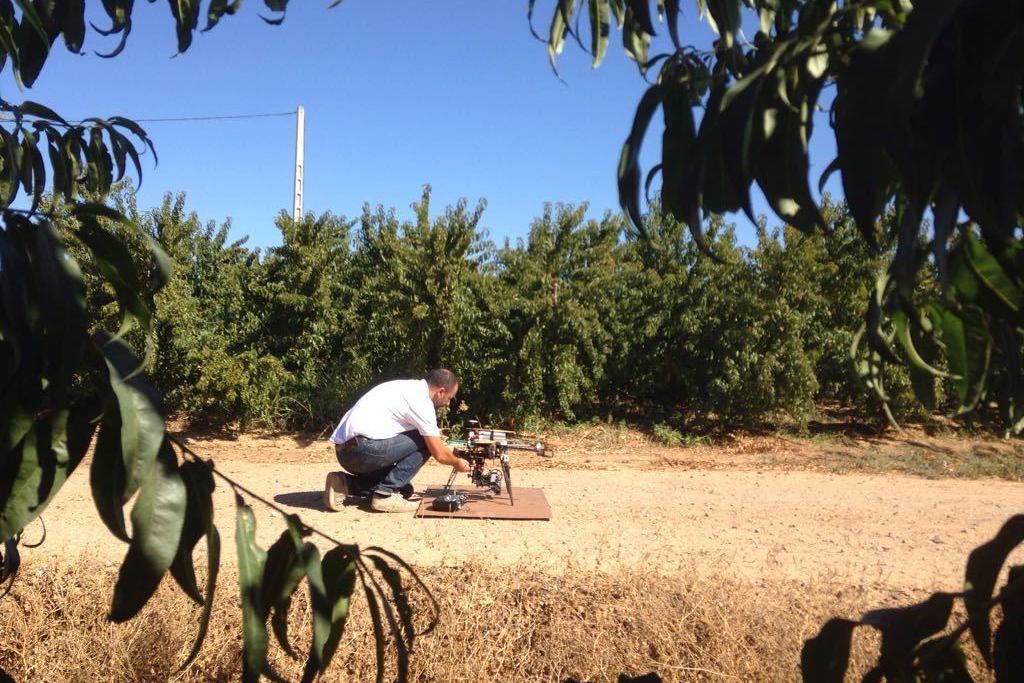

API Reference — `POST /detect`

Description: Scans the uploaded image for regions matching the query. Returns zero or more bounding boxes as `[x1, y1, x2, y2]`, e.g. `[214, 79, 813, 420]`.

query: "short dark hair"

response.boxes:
[425, 368, 458, 391]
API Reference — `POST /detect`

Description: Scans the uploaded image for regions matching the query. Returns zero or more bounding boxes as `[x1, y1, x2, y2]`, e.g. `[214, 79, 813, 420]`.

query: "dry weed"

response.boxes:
[0, 558, 994, 682]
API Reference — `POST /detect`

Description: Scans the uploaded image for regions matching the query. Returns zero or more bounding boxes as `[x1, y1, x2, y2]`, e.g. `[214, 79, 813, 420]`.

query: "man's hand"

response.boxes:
[450, 449, 472, 473]
[424, 435, 470, 471]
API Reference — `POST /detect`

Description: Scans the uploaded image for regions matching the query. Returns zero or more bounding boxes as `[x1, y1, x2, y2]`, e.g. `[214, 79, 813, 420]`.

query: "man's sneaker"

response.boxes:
[323, 471, 349, 512]
[370, 493, 420, 513]
[398, 483, 423, 502]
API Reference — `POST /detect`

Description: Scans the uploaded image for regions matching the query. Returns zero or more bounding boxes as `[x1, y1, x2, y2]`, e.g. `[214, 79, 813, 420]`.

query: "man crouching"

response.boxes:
[324, 368, 471, 513]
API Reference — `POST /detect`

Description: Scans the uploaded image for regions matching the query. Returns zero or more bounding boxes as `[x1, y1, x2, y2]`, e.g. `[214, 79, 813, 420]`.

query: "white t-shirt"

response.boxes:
[330, 379, 441, 443]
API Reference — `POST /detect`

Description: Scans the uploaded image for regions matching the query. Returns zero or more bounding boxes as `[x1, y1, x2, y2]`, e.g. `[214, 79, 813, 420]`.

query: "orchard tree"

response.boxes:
[0, 2, 430, 682]
[496, 203, 629, 421]
[349, 186, 509, 411]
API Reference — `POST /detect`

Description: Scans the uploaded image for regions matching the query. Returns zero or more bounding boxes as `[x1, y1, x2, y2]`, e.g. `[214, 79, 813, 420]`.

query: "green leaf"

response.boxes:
[107, 116, 157, 165]
[300, 543, 331, 683]
[940, 308, 990, 413]
[168, 0, 201, 53]
[109, 128, 144, 188]
[892, 310, 948, 380]
[98, 334, 164, 498]
[176, 526, 220, 672]
[931, 184, 959, 287]
[608, 0, 624, 28]
[625, 0, 656, 36]
[90, 404, 130, 542]
[618, 85, 661, 233]
[0, 2, 23, 83]
[664, 0, 680, 49]
[13, 0, 52, 87]
[801, 618, 857, 683]
[621, 8, 650, 69]
[964, 515, 1024, 666]
[660, 68, 702, 239]
[18, 132, 36, 197]
[204, 0, 241, 31]
[818, 157, 840, 195]
[109, 438, 187, 622]
[86, 127, 114, 195]
[76, 216, 152, 335]
[705, 0, 739, 47]
[235, 494, 269, 683]
[834, 29, 896, 245]
[962, 232, 1024, 315]
[547, 0, 576, 75]
[61, 0, 86, 52]
[27, 133, 45, 212]
[0, 126, 22, 207]
[18, 100, 69, 126]
[0, 407, 92, 541]
[865, 272, 899, 364]
[587, 0, 609, 67]
[321, 546, 359, 667]
[719, 71, 766, 223]
[897, 309, 944, 411]
[23, 219, 87, 403]
[44, 129, 67, 198]
[0, 537, 21, 598]
[262, 516, 308, 659]
[169, 459, 216, 605]
[751, 74, 825, 235]
[883, 0, 968, 205]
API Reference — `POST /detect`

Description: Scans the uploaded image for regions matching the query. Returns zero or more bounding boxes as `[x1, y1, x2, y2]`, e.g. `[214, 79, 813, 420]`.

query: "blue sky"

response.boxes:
[6, 0, 838, 249]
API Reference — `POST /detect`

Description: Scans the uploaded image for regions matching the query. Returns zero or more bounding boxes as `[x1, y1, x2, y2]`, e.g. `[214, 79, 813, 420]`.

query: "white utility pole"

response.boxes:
[292, 105, 305, 222]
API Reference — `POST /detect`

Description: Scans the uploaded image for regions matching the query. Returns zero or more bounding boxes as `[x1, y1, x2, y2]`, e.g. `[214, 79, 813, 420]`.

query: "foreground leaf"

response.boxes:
[236, 494, 269, 683]
[110, 438, 187, 622]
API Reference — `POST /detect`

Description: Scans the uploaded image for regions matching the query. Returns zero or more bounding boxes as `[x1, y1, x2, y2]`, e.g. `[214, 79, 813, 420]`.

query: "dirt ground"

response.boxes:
[26, 428, 1024, 598]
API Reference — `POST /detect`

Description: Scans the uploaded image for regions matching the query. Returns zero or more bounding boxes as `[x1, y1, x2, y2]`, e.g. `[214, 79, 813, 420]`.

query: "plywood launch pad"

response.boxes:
[415, 485, 551, 520]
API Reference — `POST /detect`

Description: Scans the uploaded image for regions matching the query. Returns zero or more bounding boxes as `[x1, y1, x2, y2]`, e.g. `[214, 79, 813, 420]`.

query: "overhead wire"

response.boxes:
[0, 109, 296, 125]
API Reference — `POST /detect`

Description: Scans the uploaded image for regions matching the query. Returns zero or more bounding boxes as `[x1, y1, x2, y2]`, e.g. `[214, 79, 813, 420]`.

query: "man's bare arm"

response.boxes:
[424, 435, 470, 471]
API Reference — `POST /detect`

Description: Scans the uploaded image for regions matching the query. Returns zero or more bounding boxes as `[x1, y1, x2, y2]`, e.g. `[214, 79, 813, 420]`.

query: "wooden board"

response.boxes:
[415, 485, 551, 520]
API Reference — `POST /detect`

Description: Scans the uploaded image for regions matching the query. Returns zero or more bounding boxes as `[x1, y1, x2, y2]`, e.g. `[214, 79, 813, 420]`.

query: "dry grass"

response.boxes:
[0, 559, 994, 682]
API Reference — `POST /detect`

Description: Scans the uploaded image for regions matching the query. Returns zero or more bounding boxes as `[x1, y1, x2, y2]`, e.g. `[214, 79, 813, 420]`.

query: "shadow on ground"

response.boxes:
[274, 490, 368, 512]
[274, 491, 323, 511]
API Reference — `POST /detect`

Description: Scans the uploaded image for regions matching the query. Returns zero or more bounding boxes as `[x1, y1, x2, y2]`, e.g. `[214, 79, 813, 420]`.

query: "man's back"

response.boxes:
[330, 379, 440, 443]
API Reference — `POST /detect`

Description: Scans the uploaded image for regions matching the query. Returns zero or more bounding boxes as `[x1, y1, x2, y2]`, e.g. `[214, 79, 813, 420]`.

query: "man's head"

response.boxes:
[425, 368, 459, 408]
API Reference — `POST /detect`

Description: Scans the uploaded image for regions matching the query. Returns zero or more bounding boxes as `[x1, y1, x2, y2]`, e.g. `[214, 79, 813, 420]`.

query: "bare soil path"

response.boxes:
[27, 433, 1024, 596]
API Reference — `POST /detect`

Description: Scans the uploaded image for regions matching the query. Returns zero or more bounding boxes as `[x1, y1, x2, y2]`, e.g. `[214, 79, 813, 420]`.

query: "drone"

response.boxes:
[432, 422, 548, 512]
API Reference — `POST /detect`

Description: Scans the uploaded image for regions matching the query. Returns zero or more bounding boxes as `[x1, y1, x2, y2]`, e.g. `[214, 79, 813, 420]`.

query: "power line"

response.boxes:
[0, 110, 296, 124]
[128, 111, 296, 123]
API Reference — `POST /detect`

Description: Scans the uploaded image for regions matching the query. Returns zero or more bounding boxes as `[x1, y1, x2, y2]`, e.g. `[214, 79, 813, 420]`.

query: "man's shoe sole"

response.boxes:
[370, 495, 420, 513]
[323, 472, 348, 512]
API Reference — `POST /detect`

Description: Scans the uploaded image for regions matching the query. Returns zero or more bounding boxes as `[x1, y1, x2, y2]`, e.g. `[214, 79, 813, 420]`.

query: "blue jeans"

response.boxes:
[335, 430, 427, 497]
